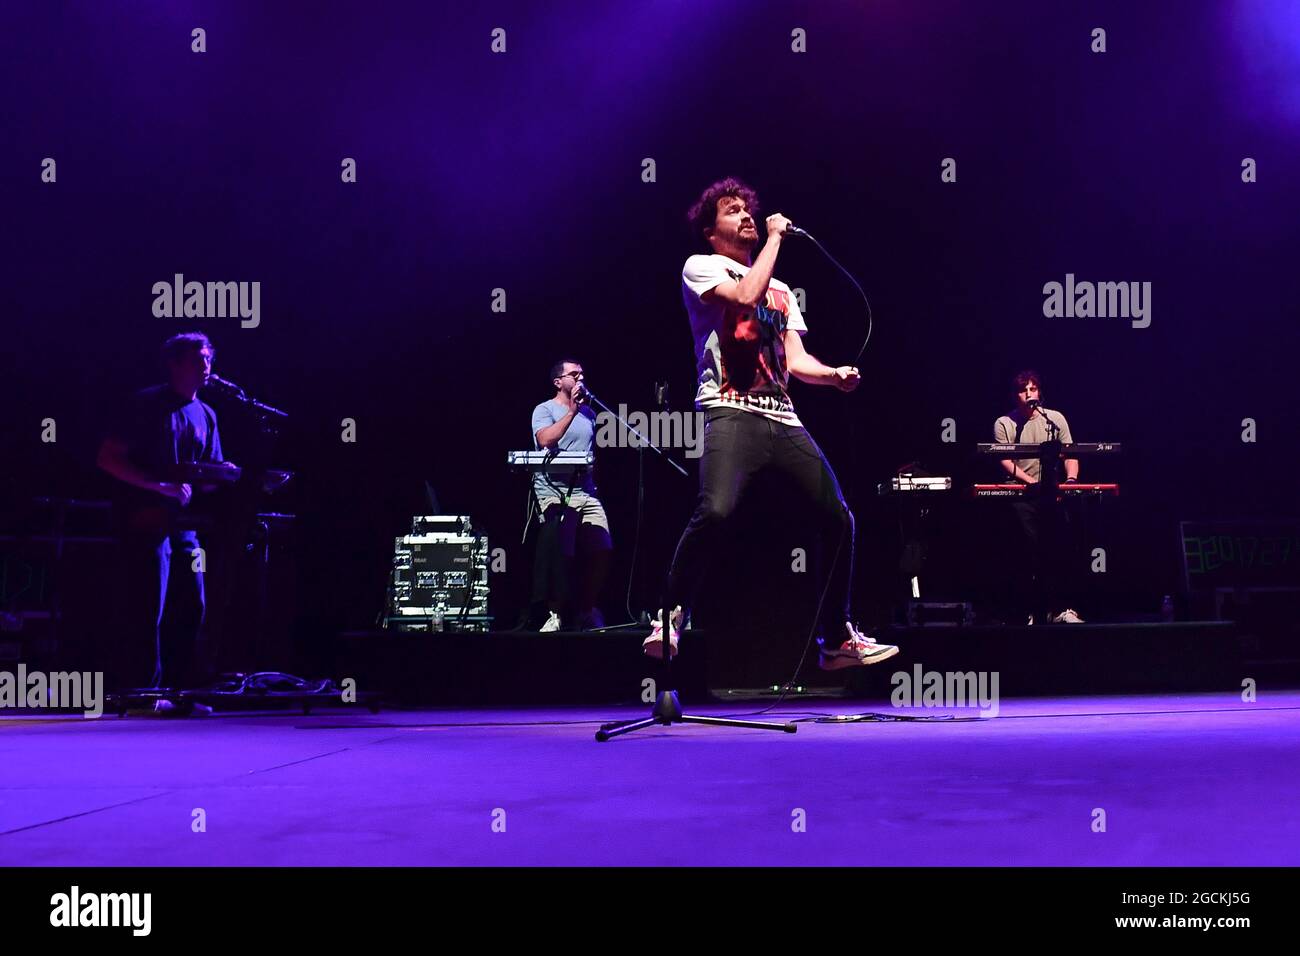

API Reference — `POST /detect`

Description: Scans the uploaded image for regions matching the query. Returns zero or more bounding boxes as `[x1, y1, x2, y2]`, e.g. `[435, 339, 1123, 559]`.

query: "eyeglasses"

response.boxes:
[559, 371, 584, 379]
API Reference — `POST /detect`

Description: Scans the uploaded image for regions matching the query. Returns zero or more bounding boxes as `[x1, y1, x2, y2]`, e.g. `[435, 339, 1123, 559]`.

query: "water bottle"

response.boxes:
[1160, 595, 1175, 623]
[432, 606, 445, 633]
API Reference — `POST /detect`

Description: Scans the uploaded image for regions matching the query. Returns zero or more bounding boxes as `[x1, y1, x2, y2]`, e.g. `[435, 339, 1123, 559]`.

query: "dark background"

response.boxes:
[4, 1, 1298, 672]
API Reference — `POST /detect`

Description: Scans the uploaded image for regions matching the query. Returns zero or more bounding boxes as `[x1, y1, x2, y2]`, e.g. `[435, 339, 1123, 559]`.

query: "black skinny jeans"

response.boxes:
[663, 406, 854, 643]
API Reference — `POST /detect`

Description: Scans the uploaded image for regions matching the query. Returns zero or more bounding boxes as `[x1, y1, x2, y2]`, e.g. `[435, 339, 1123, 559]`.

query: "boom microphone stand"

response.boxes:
[581, 385, 795, 741]
[578, 385, 687, 478]
[579, 383, 680, 634]
[201, 376, 290, 680]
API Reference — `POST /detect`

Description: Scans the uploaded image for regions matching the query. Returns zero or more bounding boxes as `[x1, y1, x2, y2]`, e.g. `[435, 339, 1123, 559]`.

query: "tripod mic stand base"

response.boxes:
[595, 690, 797, 741]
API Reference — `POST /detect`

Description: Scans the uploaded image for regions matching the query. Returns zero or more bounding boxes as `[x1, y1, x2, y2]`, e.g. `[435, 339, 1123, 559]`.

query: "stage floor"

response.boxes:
[2, 692, 1297, 866]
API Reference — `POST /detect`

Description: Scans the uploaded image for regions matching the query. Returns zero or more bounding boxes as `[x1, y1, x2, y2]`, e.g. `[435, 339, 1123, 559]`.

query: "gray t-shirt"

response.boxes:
[993, 407, 1074, 481]
[531, 399, 597, 497]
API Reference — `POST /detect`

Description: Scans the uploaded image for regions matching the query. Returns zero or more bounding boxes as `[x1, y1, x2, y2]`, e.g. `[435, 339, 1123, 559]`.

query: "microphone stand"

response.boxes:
[586, 384, 795, 741]
[578, 386, 688, 478]
[207, 379, 288, 424]
[1027, 405, 1062, 625]
[1030, 405, 1063, 499]
[201, 378, 290, 682]
[575, 384, 684, 635]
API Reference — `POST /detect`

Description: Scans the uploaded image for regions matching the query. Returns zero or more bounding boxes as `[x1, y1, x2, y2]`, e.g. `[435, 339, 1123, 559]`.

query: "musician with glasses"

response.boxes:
[993, 369, 1084, 624]
[528, 359, 612, 631]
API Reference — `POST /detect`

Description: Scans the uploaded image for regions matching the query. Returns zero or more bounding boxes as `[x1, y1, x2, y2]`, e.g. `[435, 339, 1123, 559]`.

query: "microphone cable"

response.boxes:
[732, 518, 847, 717]
[734, 224, 880, 715]
[790, 226, 875, 367]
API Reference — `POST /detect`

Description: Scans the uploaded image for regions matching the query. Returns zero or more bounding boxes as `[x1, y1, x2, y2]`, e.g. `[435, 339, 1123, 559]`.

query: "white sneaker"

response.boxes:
[539, 611, 562, 633]
[1051, 608, 1085, 624]
[819, 623, 900, 670]
[642, 606, 683, 659]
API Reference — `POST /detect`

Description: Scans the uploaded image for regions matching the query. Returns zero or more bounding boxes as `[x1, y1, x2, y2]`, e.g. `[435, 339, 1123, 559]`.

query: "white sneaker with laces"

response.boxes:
[642, 606, 683, 659]
[539, 611, 562, 633]
[819, 623, 900, 670]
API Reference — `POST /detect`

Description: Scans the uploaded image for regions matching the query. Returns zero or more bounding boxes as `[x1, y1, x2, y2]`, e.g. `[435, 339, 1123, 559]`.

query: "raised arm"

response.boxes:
[700, 214, 790, 310]
[535, 410, 579, 450]
[534, 395, 589, 450]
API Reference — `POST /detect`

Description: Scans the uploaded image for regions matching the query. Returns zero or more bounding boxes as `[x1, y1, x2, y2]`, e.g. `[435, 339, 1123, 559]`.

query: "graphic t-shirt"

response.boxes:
[682, 253, 808, 426]
[993, 407, 1074, 481]
[531, 399, 597, 498]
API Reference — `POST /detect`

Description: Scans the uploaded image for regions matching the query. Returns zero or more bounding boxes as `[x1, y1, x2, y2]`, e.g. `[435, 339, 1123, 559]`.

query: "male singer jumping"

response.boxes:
[647, 177, 898, 669]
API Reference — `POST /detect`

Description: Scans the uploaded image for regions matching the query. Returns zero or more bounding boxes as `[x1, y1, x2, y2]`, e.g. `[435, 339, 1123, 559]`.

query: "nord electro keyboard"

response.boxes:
[972, 483, 1119, 498]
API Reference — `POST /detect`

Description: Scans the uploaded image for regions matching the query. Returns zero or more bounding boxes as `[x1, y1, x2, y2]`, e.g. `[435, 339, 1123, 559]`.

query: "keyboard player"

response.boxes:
[96, 332, 238, 694]
[528, 359, 612, 631]
[994, 371, 1079, 486]
[992, 370, 1084, 624]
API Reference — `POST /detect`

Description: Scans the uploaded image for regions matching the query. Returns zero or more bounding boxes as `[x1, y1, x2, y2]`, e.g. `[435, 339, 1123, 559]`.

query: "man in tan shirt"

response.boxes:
[993, 370, 1084, 624]
[994, 372, 1078, 484]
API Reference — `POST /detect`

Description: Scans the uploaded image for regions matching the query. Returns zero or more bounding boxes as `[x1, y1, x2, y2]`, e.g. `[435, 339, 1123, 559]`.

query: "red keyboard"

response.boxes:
[972, 483, 1119, 498]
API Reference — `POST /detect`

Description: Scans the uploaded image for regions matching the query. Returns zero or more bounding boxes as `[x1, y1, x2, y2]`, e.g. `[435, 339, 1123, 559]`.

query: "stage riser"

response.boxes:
[846, 623, 1255, 697]
[331, 622, 1294, 706]
[335, 632, 710, 707]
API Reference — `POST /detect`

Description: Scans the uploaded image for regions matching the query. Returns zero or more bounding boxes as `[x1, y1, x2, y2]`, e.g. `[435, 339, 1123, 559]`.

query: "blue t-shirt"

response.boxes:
[530, 399, 596, 497]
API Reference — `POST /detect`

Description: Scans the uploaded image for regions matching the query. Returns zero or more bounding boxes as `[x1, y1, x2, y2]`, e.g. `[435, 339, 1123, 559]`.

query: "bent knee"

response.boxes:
[825, 500, 854, 534]
[694, 497, 737, 527]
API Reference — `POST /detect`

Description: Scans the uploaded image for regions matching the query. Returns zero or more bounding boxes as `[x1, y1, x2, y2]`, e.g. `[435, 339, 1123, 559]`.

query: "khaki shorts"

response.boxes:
[536, 490, 610, 533]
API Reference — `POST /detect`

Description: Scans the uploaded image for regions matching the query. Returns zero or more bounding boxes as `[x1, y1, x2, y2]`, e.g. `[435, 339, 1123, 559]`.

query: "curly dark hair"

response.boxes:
[686, 177, 760, 247]
[1011, 369, 1042, 400]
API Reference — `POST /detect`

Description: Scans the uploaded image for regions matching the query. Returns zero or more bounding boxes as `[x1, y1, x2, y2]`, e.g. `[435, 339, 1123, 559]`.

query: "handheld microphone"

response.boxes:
[785, 224, 810, 238]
